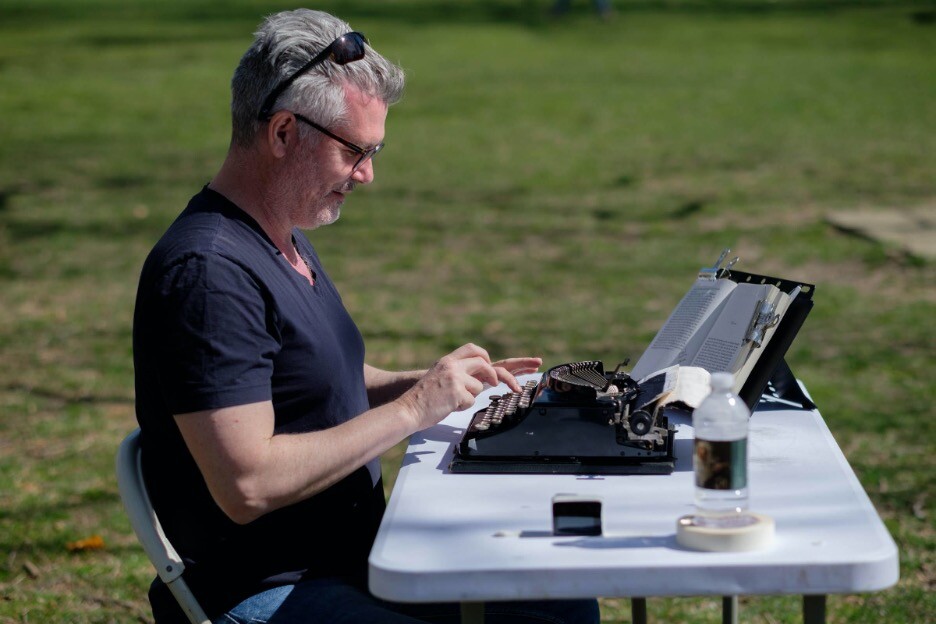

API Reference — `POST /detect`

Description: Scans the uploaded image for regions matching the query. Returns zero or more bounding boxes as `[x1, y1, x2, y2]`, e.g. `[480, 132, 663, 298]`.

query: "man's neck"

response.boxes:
[209, 150, 296, 257]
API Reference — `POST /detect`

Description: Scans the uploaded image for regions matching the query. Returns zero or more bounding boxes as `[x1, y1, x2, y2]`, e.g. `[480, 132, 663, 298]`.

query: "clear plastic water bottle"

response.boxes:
[692, 372, 750, 524]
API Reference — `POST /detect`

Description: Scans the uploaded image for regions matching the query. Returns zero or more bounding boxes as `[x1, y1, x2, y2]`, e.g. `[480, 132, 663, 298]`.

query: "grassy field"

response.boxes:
[1, 0, 933, 621]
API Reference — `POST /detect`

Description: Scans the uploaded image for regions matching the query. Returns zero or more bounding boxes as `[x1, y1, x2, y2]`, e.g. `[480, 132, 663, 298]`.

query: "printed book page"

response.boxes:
[632, 279, 793, 394]
[630, 278, 737, 381]
[688, 282, 769, 374]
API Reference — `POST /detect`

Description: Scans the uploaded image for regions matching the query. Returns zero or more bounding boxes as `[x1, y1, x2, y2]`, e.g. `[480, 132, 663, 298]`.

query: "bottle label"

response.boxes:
[694, 439, 747, 490]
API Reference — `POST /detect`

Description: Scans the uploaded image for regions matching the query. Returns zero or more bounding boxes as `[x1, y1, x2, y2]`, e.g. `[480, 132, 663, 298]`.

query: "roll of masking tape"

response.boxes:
[676, 513, 774, 552]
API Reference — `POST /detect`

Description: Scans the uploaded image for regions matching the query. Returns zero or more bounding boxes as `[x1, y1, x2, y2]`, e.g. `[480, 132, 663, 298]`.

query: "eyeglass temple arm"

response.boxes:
[257, 47, 333, 120]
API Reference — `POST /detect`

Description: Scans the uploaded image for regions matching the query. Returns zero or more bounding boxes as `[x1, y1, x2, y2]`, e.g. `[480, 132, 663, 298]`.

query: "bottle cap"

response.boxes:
[710, 372, 734, 391]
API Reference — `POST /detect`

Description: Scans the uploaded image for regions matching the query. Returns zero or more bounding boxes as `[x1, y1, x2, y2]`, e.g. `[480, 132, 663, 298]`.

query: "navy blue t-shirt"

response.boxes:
[133, 187, 384, 620]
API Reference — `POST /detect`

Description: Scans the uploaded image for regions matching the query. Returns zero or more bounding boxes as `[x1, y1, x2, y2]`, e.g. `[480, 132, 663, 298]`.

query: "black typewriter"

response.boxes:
[449, 360, 676, 475]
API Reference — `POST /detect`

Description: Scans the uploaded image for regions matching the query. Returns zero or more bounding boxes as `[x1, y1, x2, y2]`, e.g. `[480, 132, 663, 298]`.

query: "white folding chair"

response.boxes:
[116, 428, 211, 624]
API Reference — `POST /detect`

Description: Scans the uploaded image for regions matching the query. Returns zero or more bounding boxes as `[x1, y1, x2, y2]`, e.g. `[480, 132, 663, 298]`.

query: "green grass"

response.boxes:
[1, 1, 933, 622]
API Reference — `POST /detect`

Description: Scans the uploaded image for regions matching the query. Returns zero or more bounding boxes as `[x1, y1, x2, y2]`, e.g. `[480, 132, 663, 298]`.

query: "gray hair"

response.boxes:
[230, 9, 405, 147]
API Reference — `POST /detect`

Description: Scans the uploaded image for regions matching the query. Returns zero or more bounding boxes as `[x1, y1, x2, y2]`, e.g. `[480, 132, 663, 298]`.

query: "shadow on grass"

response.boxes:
[2, 537, 145, 559]
[1, 383, 134, 407]
[1, 217, 169, 245]
[3, 0, 932, 35]
[0, 489, 122, 523]
[0, 494, 134, 562]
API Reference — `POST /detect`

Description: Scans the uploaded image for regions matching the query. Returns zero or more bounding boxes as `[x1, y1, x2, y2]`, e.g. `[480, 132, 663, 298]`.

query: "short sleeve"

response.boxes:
[147, 252, 280, 413]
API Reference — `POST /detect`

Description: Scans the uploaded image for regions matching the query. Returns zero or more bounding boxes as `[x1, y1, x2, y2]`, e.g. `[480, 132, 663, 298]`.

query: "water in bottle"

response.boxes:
[692, 372, 751, 526]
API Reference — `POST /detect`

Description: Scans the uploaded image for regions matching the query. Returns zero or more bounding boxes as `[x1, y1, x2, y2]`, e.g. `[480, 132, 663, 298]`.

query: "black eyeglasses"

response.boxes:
[293, 112, 384, 173]
[258, 31, 369, 120]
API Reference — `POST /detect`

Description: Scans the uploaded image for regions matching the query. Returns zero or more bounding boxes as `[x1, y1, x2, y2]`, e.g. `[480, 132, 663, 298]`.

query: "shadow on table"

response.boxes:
[527, 532, 680, 550]
[399, 424, 463, 469]
[411, 423, 465, 445]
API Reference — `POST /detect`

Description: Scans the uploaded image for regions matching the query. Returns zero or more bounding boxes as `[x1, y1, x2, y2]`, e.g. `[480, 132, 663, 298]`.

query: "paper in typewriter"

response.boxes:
[631, 277, 793, 393]
[635, 365, 712, 412]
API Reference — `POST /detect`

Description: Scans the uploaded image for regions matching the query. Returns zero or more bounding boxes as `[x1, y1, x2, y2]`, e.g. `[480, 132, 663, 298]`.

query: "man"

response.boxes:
[133, 8, 599, 624]
[552, 0, 613, 18]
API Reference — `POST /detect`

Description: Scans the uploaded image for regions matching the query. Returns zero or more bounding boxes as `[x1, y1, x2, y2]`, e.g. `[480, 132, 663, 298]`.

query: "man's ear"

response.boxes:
[265, 111, 297, 159]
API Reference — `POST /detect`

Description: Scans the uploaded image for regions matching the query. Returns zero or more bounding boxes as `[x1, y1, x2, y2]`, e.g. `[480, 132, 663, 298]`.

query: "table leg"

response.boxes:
[803, 595, 826, 624]
[631, 597, 647, 624]
[460, 601, 485, 624]
[722, 596, 738, 624]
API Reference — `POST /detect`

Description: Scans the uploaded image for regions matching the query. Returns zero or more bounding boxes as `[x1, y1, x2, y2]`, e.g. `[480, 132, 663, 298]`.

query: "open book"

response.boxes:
[630, 275, 802, 410]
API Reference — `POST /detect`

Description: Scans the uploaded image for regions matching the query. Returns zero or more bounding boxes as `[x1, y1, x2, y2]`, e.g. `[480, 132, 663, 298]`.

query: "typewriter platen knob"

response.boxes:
[628, 410, 654, 437]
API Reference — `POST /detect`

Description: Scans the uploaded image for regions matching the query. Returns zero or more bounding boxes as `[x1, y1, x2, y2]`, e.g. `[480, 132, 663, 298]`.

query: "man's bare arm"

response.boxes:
[363, 364, 425, 406]
[175, 344, 540, 525]
[175, 397, 415, 525]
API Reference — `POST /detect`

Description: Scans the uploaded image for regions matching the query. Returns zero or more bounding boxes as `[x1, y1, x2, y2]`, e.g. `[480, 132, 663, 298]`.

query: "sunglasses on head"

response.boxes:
[257, 31, 369, 120]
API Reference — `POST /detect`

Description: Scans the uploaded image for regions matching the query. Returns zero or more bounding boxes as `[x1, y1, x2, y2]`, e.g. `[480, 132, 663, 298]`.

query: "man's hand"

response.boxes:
[490, 357, 544, 391]
[395, 344, 542, 432]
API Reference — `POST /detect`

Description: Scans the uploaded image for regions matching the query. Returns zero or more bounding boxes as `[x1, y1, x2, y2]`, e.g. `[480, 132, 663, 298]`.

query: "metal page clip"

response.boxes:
[745, 299, 780, 348]
[699, 248, 740, 280]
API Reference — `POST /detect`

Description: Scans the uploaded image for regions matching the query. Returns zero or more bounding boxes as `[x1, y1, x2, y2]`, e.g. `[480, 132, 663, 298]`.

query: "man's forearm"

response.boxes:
[363, 364, 426, 406]
[175, 397, 422, 524]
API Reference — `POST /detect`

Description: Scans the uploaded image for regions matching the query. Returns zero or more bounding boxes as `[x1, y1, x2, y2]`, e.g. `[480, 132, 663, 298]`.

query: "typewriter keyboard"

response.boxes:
[470, 380, 539, 432]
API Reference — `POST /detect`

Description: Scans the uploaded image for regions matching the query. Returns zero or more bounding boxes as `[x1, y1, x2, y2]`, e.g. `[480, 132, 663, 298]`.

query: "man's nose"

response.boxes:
[351, 159, 375, 185]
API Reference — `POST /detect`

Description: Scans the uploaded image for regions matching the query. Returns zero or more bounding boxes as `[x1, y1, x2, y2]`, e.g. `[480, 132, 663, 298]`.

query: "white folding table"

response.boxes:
[369, 375, 899, 623]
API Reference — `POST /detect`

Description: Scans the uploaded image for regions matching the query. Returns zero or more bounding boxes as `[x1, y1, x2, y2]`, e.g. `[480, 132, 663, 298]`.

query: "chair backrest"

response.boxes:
[116, 428, 211, 624]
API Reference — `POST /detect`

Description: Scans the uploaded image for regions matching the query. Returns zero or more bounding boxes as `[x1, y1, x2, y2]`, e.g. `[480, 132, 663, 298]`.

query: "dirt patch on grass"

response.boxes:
[759, 253, 935, 303]
[827, 206, 936, 261]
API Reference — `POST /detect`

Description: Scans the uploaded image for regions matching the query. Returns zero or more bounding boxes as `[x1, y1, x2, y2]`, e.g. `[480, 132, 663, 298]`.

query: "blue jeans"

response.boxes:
[215, 577, 600, 624]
